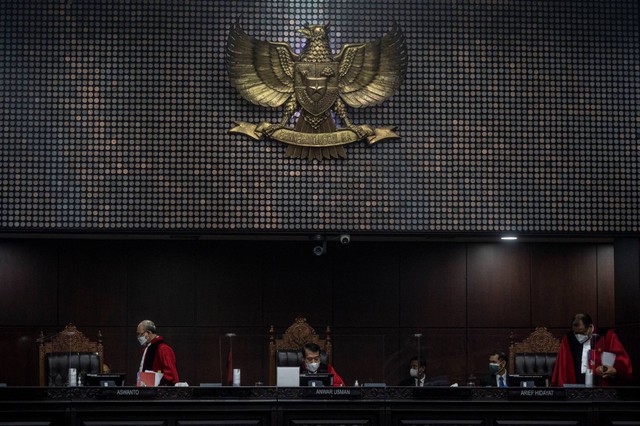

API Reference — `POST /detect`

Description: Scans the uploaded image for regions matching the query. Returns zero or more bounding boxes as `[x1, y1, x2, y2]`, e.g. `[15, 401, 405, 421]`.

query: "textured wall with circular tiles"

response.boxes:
[1, 0, 638, 234]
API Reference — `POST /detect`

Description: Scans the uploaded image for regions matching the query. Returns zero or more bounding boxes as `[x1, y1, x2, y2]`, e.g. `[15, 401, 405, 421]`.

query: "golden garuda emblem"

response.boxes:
[227, 23, 407, 160]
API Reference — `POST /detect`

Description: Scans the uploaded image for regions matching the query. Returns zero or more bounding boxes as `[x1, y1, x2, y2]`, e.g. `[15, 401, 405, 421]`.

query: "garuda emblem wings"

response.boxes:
[227, 23, 407, 160]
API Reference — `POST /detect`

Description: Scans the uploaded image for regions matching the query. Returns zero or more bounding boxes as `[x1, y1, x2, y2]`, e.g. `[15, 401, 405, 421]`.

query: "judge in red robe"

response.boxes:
[300, 342, 345, 387]
[551, 313, 632, 387]
[137, 320, 180, 386]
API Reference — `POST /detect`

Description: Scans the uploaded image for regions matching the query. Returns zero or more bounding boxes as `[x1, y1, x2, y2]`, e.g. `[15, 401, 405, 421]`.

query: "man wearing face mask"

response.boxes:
[483, 351, 509, 387]
[137, 319, 179, 386]
[300, 342, 345, 387]
[551, 313, 632, 386]
[399, 356, 427, 386]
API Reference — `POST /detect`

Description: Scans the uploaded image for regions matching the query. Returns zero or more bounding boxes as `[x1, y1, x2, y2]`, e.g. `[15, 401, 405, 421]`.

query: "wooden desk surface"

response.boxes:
[1, 386, 639, 426]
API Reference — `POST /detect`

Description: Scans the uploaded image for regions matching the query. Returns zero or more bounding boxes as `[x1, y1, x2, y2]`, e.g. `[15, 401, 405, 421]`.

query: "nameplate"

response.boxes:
[508, 388, 566, 400]
[302, 388, 362, 398]
[97, 388, 159, 398]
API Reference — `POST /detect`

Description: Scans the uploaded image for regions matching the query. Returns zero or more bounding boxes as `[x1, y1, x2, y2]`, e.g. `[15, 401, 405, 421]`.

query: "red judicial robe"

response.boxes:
[551, 328, 632, 386]
[141, 336, 180, 386]
[300, 363, 345, 387]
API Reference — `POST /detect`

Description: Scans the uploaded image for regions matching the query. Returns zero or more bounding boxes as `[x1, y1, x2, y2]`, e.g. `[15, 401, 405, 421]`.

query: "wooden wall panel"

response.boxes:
[614, 238, 640, 325]
[127, 241, 197, 327]
[422, 328, 467, 385]
[0, 327, 41, 386]
[263, 241, 333, 328]
[193, 327, 227, 385]
[97, 326, 129, 379]
[467, 243, 531, 328]
[531, 244, 598, 328]
[0, 239, 630, 386]
[615, 324, 640, 384]
[189, 329, 266, 386]
[333, 242, 399, 327]
[597, 244, 615, 328]
[58, 240, 128, 326]
[332, 329, 397, 386]
[195, 241, 266, 327]
[0, 240, 58, 326]
[399, 244, 466, 327]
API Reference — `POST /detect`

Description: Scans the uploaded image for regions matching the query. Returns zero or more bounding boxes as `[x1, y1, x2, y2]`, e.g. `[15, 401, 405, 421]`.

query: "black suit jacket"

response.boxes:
[399, 376, 427, 386]
[483, 373, 509, 387]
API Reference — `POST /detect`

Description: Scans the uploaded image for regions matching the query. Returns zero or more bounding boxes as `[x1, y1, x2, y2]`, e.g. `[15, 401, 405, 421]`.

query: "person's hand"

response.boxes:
[596, 365, 617, 379]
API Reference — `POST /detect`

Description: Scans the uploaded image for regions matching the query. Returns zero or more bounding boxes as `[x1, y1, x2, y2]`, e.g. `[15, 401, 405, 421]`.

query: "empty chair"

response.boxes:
[508, 327, 561, 376]
[38, 324, 104, 386]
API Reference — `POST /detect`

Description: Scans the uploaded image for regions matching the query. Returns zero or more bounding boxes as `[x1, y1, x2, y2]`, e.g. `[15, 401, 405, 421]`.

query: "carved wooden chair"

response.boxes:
[38, 324, 104, 386]
[268, 317, 332, 386]
[508, 327, 561, 376]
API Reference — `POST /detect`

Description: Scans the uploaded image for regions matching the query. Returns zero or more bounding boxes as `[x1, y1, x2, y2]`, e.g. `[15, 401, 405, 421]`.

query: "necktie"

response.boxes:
[499, 376, 506, 387]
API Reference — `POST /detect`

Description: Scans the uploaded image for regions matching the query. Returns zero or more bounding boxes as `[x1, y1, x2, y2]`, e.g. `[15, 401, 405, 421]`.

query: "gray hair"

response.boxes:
[141, 320, 157, 333]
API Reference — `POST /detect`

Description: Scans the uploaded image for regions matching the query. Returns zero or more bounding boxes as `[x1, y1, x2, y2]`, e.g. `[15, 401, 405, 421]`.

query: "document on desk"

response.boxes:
[136, 370, 163, 387]
[601, 351, 616, 367]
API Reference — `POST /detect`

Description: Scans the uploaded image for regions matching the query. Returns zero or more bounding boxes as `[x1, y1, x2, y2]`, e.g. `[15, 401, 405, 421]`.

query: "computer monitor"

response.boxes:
[83, 373, 126, 387]
[299, 373, 333, 387]
[507, 374, 549, 387]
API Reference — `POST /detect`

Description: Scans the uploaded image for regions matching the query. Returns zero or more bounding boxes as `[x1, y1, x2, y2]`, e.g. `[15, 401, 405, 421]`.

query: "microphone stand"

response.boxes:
[226, 333, 236, 386]
[414, 334, 422, 366]
[67, 332, 72, 386]
[414, 333, 423, 385]
[66, 331, 77, 387]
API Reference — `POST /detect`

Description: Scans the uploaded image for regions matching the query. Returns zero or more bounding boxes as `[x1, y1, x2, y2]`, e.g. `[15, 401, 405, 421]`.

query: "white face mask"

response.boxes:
[575, 334, 589, 344]
[574, 324, 593, 344]
[410, 368, 419, 378]
[306, 362, 320, 373]
[137, 334, 148, 346]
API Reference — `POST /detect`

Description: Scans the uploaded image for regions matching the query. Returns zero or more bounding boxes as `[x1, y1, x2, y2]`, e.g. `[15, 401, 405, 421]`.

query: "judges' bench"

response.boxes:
[0, 386, 639, 425]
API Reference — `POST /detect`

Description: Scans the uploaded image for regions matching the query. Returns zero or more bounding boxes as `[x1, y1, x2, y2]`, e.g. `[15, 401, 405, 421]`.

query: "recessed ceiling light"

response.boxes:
[501, 236, 518, 240]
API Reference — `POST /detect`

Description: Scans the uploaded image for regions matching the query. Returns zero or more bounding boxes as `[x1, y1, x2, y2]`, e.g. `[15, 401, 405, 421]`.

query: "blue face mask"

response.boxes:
[489, 363, 501, 375]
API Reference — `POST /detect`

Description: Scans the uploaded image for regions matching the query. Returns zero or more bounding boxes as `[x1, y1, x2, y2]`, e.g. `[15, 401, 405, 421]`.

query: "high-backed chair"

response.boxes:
[268, 317, 332, 386]
[38, 324, 104, 386]
[508, 327, 561, 376]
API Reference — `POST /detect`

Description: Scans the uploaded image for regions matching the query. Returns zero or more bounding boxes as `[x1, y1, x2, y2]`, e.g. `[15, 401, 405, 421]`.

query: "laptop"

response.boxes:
[507, 374, 549, 387]
[83, 373, 126, 387]
[277, 367, 300, 387]
[299, 373, 333, 387]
